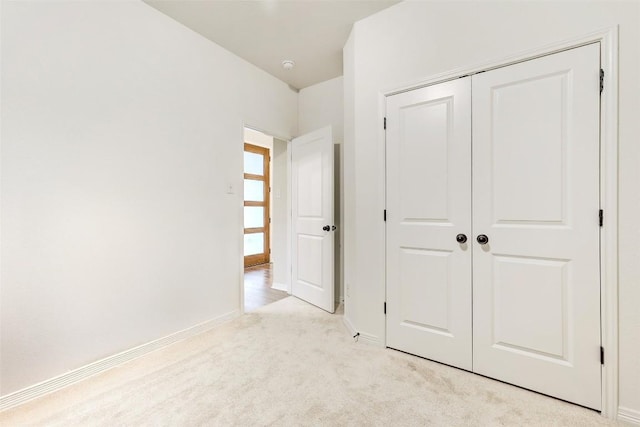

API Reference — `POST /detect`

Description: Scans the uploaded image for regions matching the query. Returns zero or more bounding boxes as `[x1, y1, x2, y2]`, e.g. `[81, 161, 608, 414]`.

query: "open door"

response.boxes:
[291, 126, 335, 313]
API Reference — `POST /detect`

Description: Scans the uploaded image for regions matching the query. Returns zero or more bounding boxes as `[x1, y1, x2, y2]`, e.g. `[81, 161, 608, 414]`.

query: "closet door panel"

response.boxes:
[472, 43, 601, 410]
[386, 78, 472, 370]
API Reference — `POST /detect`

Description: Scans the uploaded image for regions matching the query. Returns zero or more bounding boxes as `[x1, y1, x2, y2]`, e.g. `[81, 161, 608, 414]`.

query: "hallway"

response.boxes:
[244, 263, 288, 312]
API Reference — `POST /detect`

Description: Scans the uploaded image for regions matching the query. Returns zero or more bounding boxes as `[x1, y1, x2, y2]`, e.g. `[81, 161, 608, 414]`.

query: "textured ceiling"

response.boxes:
[144, 0, 400, 89]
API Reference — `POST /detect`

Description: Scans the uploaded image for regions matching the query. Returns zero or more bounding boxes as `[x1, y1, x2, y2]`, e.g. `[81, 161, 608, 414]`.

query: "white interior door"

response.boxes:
[386, 78, 472, 370]
[472, 43, 601, 409]
[291, 126, 335, 313]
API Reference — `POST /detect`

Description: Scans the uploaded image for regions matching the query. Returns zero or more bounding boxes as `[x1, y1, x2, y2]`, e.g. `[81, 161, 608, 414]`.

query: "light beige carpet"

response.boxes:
[0, 297, 618, 426]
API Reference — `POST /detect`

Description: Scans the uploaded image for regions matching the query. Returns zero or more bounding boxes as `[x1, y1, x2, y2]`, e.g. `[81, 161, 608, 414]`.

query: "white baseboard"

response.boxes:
[359, 331, 384, 347]
[343, 315, 357, 336]
[342, 316, 383, 347]
[271, 281, 288, 292]
[0, 309, 240, 412]
[619, 407, 640, 425]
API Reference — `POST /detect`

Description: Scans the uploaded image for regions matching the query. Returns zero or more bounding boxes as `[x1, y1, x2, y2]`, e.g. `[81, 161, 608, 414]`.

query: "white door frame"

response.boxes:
[381, 26, 619, 419]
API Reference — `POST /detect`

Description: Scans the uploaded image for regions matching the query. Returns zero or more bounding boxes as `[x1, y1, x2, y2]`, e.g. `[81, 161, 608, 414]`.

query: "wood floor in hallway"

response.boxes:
[244, 263, 288, 312]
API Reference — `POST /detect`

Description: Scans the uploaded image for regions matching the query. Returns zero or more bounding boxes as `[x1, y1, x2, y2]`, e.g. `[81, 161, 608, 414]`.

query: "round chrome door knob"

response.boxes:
[476, 234, 489, 245]
[456, 234, 467, 244]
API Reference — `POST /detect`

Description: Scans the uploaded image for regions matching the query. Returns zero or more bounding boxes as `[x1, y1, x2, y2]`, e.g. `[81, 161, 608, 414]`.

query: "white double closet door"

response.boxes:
[386, 43, 601, 410]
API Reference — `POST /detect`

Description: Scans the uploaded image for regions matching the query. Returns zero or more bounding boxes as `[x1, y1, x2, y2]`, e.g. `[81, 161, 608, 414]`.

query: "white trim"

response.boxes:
[343, 316, 383, 347]
[381, 26, 619, 419]
[358, 331, 384, 347]
[286, 136, 292, 294]
[597, 26, 619, 421]
[271, 281, 288, 292]
[238, 120, 247, 314]
[0, 310, 239, 412]
[243, 123, 291, 147]
[343, 315, 357, 336]
[378, 89, 388, 348]
[618, 407, 640, 425]
[383, 26, 617, 96]
[344, 317, 383, 346]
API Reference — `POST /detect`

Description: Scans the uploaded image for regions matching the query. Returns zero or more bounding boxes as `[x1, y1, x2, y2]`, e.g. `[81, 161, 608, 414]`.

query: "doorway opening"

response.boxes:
[243, 142, 270, 268]
[243, 127, 288, 312]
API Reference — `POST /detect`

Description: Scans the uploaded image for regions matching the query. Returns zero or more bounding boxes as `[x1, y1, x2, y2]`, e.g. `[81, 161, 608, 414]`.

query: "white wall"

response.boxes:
[299, 77, 344, 144]
[0, 1, 297, 395]
[299, 77, 344, 302]
[343, 0, 640, 419]
[271, 138, 289, 290]
[343, 32, 356, 311]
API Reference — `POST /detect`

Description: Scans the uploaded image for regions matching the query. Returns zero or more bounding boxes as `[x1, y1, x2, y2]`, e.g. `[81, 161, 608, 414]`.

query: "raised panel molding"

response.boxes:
[297, 234, 324, 288]
[399, 97, 452, 222]
[492, 72, 568, 225]
[399, 248, 452, 334]
[492, 255, 568, 360]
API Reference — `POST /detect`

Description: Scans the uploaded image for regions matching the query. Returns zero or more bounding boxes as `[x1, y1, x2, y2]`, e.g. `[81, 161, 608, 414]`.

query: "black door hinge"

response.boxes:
[384, 209, 387, 222]
[384, 117, 387, 130]
[600, 69, 604, 94]
[384, 302, 387, 314]
[599, 209, 604, 227]
[600, 346, 605, 365]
